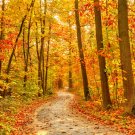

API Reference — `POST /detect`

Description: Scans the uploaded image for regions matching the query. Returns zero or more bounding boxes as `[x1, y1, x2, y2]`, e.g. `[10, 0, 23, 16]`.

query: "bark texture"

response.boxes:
[24, 8, 32, 88]
[38, 0, 47, 95]
[68, 20, 72, 89]
[0, 0, 5, 75]
[118, 0, 135, 114]
[75, 0, 90, 99]
[94, 0, 111, 109]
[45, 24, 51, 92]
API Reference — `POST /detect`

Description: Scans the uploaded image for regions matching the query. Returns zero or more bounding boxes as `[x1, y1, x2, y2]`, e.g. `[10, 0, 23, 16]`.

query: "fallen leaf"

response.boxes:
[61, 131, 66, 133]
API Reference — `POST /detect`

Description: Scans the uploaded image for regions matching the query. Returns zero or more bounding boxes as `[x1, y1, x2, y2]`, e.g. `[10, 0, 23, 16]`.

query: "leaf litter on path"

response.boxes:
[22, 88, 125, 135]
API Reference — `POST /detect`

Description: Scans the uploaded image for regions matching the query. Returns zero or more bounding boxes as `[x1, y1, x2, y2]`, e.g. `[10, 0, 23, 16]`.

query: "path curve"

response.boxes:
[26, 88, 125, 135]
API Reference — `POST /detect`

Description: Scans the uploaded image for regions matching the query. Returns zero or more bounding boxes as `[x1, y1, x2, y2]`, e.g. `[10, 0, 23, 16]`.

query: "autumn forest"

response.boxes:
[1, 0, 135, 134]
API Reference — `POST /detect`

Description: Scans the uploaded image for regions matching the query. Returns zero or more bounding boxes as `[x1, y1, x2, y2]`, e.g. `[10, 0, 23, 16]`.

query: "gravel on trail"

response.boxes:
[25, 88, 125, 135]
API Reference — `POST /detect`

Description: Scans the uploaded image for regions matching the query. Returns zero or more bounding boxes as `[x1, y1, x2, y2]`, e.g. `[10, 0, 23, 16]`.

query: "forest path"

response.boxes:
[26, 88, 124, 135]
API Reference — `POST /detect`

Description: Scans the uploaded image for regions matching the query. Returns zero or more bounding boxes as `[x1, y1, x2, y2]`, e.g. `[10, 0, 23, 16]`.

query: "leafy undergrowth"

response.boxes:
[0, 90, 58, 135]
[69, 88, 135, 135]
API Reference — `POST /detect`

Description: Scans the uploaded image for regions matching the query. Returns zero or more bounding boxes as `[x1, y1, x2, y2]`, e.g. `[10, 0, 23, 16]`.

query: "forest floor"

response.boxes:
[19, 87, 124, 135]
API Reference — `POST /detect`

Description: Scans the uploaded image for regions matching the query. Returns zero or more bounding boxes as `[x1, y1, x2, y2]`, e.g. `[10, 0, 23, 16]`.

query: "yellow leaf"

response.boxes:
[0, 88, 3, 91]
[123, 77, 127, 80]
[123, 70, 127, 73]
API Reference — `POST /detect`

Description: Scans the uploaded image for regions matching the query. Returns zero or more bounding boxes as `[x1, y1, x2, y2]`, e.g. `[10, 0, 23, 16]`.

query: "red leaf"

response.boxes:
[108, 43, 111, 48]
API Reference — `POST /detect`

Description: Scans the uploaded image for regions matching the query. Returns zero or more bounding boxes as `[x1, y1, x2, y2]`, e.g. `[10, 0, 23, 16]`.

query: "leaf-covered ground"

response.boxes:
[70, 88, 135, 135]
[1, 87, 135, 135]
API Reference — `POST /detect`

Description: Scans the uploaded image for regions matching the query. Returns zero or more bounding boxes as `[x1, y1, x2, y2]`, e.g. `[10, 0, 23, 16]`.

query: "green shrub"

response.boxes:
[46, 88, 54, 95]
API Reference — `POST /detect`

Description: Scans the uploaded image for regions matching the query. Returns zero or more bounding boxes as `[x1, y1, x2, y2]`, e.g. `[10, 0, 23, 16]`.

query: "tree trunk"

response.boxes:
[69, 46, 72, 89]
[23, 27, 26, 63]
[118, 0, 135, 115]
[68, 19, 72, 89]
[45, 24, 51, 92]
[75, 0, 90, 100]
[24, 8, 32, 88]
[35, 21, 41, 90]
[0, 0, 5, 75]
[39, 0, 47, 95]
[58, 78, 63, 89]
[38, 0, 43, 91]
[94, 0, 111, 109]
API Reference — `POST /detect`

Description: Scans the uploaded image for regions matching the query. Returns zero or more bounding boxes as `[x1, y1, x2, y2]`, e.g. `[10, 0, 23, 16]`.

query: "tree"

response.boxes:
[40, 0, 47, 95]
[118, 0, 135, 115]
[24, 8, 33, 88]
[75, 0, 90, 99]
[68, 19, 72, 89]
[94, 0, 112, 109]
[45, 23, 51, 92]
[35, 19, 43, 97]
[37, 0, 47, 95]
[0, 0, 5, 75]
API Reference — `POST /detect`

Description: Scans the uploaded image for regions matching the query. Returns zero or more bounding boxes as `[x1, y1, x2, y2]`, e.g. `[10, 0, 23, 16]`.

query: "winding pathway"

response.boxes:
[26, 88, 125, 135]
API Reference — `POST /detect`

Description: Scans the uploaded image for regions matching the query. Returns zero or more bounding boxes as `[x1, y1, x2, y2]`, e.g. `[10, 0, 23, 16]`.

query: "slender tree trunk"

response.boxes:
[92, 57, 99, 95]
[43, 0, 47, 95]
[38, 0, 43, 91]
[68, 20, 72, 89]
[36, 24, 40, 60]
[118, 0, 135, 115]
[35, 22, 41, 88]
[39, 0, 47, 95]
[23, 27, 26, 63]
[94, 0, 111, 109]
[42, 45, 45, 91]
[0, 56, 1, 75]
[38, 41, 42, 89]
[0, 0, 4, 97]
[35, 21, 42, 97]
[38, 0, 43, 92]
[24, 9, 32, 88]
[58, 77, 63, 89]
[45, 24, 51, 92]
[75, 0, 90, 100]
[0, 0, 5, 75]
[23, 26, 27, 87]
[106, 0, 108, 42]
[69, 44, 72, 89]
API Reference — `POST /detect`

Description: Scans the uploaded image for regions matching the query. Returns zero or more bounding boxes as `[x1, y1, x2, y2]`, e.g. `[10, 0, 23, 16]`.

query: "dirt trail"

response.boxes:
[26, 88, 125, 135]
